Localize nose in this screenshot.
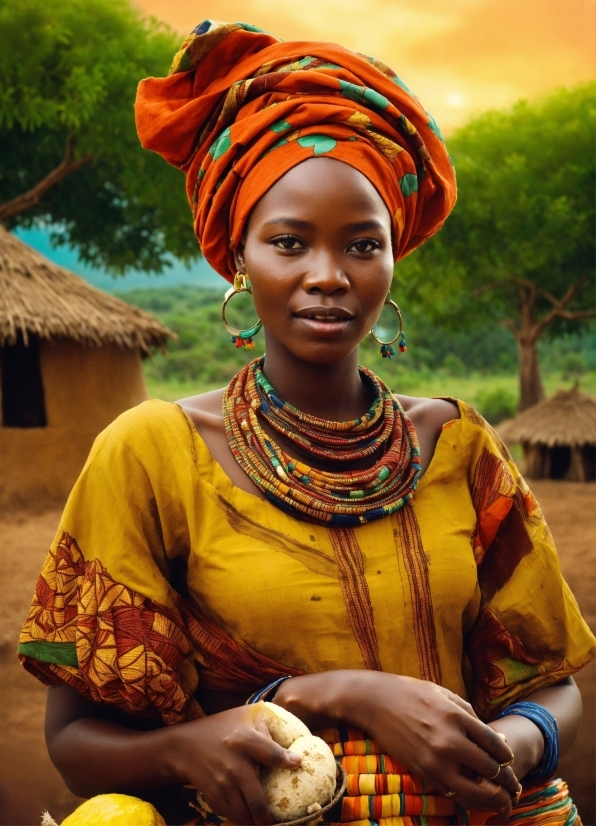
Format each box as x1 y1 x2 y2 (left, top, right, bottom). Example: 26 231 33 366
301 252 350 294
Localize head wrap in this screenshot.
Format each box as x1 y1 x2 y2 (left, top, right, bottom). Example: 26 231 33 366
135 20 456 283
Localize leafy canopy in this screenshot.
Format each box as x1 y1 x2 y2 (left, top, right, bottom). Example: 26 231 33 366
0 0 197 272
395 82 596 338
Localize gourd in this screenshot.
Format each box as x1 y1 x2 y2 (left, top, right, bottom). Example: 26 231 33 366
41 704 337 826
258 703 338 822
40 794 166 826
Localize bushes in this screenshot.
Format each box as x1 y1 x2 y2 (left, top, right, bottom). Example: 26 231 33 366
116 286 595 402
474 388 518 424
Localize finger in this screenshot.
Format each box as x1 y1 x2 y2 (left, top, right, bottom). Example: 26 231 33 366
454 741 519 794
424 767 506 813
492 766 521 796
464 716 514 764
248 730 302 768
444 773 513 813
241 772 275 825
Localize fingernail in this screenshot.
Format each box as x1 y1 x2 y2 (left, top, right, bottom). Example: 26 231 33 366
287 751 301 765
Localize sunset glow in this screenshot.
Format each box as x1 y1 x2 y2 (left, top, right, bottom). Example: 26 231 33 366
135 0 594 133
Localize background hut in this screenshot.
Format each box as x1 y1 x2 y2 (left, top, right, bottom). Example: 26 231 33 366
498 386 596 481
0 226 173 508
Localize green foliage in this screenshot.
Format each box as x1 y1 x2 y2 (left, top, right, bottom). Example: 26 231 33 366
557 353 587 379
441 354 466 377
119 286 595 399
396 83 596 337
0 0 197 272
474 388 517 425
120 286 260 385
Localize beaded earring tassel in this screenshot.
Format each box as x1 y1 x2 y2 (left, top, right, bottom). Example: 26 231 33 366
231 334 256 350
398 331 407 352
379 343 396 359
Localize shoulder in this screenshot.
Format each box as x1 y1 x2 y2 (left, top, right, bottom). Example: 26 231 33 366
396 394 460 437
101 398 184 439
393 395 460 476
176 388 227 437
90 398 193 466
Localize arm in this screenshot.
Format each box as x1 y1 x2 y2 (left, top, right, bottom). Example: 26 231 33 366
45 684 301 825
275 670 521 817
488 677 582 781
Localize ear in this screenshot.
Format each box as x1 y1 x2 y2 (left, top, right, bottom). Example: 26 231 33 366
233 240 246 273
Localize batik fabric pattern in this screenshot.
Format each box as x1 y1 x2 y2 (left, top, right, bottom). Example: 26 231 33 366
134 20 456 280
18 398 595 824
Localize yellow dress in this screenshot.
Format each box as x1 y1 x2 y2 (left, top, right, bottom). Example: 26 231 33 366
18 398 595 825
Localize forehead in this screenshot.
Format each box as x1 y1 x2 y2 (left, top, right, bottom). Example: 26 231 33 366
249 157 391 225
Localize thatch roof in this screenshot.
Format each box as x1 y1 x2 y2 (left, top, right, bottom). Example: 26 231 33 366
0 226 173 354
497 385 596 448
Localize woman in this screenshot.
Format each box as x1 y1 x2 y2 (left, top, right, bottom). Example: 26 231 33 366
18 21 594 826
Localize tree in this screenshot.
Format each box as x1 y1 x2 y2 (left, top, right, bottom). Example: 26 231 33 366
395 83 595 410
0 0 198 272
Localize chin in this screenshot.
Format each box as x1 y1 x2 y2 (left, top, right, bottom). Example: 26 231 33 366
285 343 359 366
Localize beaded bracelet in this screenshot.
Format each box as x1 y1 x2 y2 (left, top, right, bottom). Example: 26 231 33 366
495 701 559 785
246 676 293 705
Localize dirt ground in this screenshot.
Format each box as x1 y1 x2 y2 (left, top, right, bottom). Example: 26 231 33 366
0 481 594 826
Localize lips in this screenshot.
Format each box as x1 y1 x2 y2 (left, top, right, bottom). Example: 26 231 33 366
294 306 354 321
293 306 354 337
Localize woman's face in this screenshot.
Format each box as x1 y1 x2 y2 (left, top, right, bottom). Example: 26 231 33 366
235 157 394 366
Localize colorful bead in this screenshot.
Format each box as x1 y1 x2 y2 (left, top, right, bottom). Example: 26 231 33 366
223 359 421 526
231 335 255 350
379 344 396 359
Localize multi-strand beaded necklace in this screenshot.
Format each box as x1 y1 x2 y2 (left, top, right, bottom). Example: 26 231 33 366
223 359 421 527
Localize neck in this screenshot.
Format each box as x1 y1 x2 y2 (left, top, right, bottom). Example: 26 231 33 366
261 341 372 421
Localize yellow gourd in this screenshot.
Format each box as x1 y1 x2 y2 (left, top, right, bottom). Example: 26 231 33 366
41 794 166 826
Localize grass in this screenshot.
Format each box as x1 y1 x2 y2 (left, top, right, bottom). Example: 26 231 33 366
145 365 596 409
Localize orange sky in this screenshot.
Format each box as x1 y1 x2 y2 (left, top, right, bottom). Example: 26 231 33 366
135 0 594 133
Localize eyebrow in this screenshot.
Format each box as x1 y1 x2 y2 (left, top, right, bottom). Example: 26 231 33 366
262 218 387 232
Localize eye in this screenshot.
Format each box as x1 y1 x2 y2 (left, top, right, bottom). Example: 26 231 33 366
350 239 381 255
271 234 306 251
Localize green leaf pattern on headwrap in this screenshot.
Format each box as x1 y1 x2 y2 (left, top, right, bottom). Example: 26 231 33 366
297 134 337 154
209 127 232 161
399 173 419 196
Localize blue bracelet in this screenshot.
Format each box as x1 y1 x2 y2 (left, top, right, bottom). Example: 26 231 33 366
246 676 293 705
495 701 559 786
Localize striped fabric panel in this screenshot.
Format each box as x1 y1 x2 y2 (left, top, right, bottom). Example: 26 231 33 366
340 792 457 820
319 728 579 826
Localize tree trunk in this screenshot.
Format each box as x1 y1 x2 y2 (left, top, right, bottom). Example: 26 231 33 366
0 138 91 222
518 340 544 411
517 287 545 411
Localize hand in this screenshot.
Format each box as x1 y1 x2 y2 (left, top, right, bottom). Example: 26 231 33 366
488 715 544 782
169 704 302 825
483 714 545 824
347 673 521 816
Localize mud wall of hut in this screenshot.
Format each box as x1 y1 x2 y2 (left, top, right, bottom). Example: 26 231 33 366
0 339 147 509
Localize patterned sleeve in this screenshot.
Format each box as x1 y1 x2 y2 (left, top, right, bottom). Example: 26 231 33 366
461 404 595 721
17 401 203 724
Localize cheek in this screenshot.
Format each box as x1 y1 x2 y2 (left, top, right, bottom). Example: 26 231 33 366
249 278 288 325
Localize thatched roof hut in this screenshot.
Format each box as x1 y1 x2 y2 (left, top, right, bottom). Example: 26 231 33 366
0 226 174 507
498 386 596 481
0 225 171 355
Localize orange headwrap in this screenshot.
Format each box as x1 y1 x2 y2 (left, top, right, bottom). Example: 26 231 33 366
135 20 456 283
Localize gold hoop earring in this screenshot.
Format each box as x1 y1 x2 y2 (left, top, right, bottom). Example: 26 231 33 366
370 295 407 359
221 272 262 350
